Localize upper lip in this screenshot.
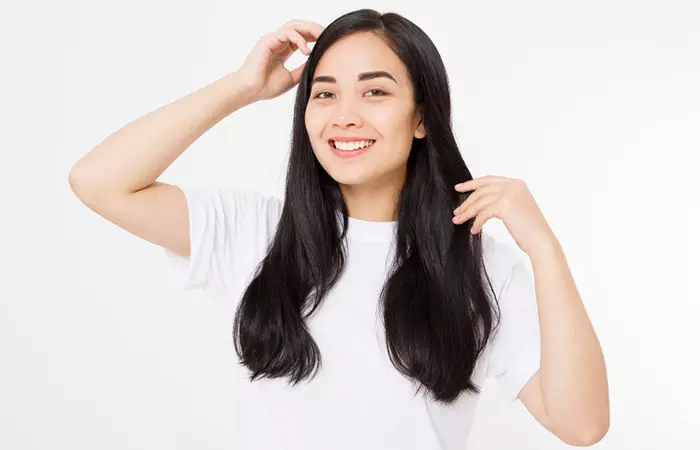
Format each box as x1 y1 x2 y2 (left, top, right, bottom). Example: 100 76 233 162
328 136 376 142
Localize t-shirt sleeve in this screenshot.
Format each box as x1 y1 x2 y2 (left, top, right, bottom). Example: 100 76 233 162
162 185 282 301
486 254 542 402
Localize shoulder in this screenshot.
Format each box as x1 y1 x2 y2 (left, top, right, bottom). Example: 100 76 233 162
216 188 283 220
188 187 283 234
164 186 284 296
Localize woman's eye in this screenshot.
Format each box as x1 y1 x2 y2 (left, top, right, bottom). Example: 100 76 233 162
312 89 388 99
365 89 388 97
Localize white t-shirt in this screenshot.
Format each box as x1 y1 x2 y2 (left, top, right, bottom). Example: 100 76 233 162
163 186 541 450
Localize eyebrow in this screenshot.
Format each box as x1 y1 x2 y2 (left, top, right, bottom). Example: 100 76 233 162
311 71 398 86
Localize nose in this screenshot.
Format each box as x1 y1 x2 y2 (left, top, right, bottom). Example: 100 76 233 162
332 103 363 129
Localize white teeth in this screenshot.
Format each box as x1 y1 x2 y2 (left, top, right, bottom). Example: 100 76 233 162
332 140 375 151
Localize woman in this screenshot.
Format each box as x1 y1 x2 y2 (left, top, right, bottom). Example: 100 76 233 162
69 8 609 449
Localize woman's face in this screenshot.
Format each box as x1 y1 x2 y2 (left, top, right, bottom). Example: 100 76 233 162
305 31 425 192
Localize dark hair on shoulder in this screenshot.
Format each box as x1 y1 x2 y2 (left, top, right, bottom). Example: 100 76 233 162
233 8 501 405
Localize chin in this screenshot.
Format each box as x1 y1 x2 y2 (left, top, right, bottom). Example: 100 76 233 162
328 171 375 187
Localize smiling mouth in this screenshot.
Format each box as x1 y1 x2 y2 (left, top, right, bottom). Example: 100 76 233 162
328 139 377 151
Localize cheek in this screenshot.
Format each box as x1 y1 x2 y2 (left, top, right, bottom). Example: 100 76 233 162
304 108 313 132
304 109 328 159
304 107 326 137
369 108 415 145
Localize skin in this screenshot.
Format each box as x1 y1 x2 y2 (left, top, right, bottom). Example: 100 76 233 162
304 31 425 222
453 176 610 445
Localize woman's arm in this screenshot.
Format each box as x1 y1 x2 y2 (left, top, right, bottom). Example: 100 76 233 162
528 238 610 445
69 71 257 197
68 71 258 257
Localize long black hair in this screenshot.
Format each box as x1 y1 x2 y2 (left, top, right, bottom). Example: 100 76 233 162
232 8 502 405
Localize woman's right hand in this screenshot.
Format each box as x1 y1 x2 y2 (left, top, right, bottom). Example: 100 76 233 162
238 20 325 102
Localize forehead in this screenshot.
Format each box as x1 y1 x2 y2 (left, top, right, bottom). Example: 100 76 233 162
313 32 408 84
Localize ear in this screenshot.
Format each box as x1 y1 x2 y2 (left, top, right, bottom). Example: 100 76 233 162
414 109 426 139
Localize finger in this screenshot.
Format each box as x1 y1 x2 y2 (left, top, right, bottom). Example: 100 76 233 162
287 20 325 40
275 30 309 56
470 204 499 234
455 175 504 192
453 193 500 224
453 184 499 215
284 28 312 55
295 30 319 51
269 35 303 63
267 33 293 55
283 21 323 51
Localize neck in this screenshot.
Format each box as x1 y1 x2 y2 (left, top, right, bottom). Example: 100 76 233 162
339 177 404 222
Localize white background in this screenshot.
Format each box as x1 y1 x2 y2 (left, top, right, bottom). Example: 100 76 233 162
2 0 699 448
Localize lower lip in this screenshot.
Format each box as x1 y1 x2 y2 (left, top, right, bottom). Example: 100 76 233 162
329 141 375 158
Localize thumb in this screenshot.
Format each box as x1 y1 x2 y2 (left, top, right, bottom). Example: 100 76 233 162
290 60 307 86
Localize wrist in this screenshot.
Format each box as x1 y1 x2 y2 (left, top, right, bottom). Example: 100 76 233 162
221 71 260 111
527 233 563 264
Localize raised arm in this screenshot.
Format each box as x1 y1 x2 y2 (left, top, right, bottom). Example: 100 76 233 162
68 71 258 257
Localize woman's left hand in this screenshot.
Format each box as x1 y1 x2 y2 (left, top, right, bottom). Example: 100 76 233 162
453 175 557 255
